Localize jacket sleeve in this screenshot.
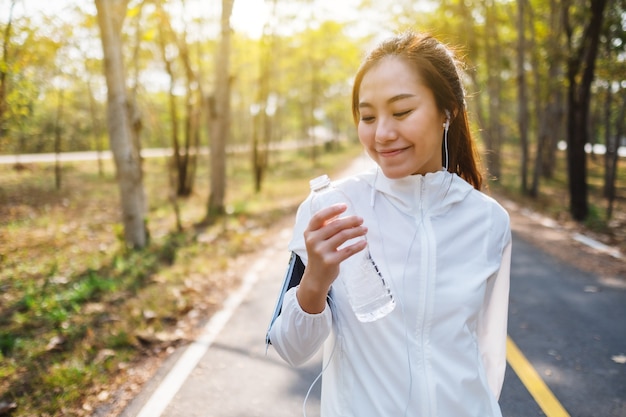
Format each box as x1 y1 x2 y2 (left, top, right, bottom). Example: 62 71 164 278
267 196 333 367
478 236 512 400
268 286 332 367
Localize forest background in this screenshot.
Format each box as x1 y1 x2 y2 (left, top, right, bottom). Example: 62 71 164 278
1 0 625 416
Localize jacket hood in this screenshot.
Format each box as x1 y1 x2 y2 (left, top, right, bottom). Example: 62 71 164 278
361 168 474 218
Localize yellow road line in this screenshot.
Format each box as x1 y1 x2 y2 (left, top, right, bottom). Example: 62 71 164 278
506 336 571 417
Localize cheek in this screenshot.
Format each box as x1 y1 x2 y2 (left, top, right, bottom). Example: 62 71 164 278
357 123 373 144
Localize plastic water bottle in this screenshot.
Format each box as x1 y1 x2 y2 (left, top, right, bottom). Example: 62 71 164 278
309 174 395 322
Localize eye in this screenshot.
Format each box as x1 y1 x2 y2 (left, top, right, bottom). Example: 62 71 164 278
393 109 412 118
360 115 375 123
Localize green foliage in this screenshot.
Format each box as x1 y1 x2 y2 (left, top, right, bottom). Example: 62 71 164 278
41 361 92 407
105 330 135 349
0 332 17 357
584 203 609 232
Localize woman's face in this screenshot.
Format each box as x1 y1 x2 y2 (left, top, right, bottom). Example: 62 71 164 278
356 56 446 179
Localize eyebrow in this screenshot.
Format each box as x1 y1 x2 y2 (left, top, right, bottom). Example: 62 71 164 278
358 93 416 109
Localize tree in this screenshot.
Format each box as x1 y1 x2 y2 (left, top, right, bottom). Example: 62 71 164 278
481 0 508 179
563 0 609 221
251 3 277 194
0 1 47 154
155 0 201 197
597 0 626 219
206 0 235 220
605 88 625 219
95 0 148 248
517 0 530 193
531 0 566 195
0 0 16 140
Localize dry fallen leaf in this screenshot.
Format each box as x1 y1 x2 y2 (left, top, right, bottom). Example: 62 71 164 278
0 401 17 414
46 335 66 351
97 390 110 401
95 349 116 364
611 354 626 364
142 309 157 321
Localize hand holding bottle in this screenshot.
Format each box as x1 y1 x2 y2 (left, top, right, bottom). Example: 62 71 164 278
297 203 368 315
300 175 395 322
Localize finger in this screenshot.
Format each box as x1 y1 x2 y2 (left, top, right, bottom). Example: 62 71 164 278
306 223 368 263
329 226 368 257
309 203 348 229
310 217 365 252
323 215 365 236
310 237 367 281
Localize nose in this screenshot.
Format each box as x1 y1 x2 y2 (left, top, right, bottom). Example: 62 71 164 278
375 116 398 143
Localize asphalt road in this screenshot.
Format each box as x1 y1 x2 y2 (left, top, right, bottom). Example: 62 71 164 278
502 235 626 417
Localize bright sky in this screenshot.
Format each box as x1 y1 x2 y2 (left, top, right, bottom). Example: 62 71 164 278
6 0 380 39
231 0 383 38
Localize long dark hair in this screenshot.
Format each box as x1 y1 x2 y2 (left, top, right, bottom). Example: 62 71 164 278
351 31 483 190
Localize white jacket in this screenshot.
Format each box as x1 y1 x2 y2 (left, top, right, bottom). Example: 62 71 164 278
269 168 512 417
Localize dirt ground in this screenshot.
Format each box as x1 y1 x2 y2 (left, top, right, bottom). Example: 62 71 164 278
500 197 625 283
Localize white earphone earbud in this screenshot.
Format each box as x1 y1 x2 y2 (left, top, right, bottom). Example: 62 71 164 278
443 109 451 170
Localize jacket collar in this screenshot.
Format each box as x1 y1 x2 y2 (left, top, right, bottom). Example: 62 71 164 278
362 168 473 218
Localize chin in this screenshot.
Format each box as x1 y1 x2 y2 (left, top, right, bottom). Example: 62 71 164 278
379 166 413 179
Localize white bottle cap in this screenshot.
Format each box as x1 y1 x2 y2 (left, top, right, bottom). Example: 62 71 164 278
309 174 331 191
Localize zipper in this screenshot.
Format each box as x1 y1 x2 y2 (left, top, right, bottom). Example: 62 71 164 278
415 177 437 416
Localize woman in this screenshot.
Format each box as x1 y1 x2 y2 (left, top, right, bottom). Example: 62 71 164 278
267 31 512 417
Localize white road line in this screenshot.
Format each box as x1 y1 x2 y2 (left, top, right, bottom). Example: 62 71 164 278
513 203 622 260
134 253 271 417
573 233 622 259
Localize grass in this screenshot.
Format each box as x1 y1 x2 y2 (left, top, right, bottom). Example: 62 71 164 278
0 140 365 416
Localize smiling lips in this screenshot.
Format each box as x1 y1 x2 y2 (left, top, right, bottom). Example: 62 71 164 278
378 146 410 157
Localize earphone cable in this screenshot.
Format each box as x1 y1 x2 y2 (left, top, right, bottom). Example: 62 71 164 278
302 294 339 417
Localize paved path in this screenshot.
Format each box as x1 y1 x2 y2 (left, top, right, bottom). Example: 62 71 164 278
142 231 323 417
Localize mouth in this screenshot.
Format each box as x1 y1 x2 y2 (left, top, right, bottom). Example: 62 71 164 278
377 147 409 158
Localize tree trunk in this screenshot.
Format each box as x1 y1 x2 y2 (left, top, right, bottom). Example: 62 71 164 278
156 12 183 194
564 0 608 221
603 82 612 198
156 1 199 197
252 13 277 194
127 1 144 186
606 89 624 219
54 89 64 190
95 0 148 248
86 78 105 177
529 1 542 197
539 1 565 180
0 0 16 139
180 39 201 197
517 0 529 193
206 0 235 220
483 1 503 178
529 0 564 194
